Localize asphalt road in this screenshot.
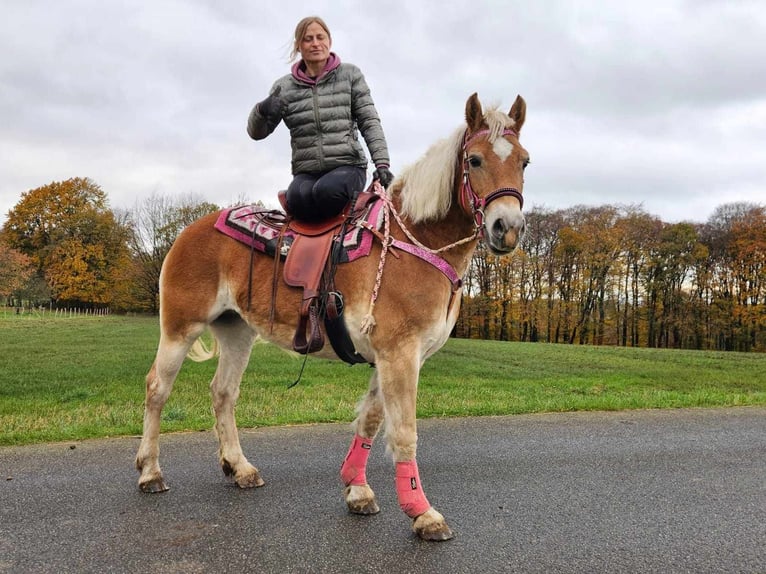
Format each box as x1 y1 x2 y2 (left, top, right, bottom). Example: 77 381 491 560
1 407 764 573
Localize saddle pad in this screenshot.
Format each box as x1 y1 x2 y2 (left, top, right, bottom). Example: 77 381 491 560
214 200 384 264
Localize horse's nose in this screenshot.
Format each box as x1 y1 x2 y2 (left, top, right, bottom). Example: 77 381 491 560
489 212 525 252
492 212 525 240
491 218 508 240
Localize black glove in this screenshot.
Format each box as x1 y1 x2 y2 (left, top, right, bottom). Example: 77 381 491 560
373 166 394 188
256 85 283 118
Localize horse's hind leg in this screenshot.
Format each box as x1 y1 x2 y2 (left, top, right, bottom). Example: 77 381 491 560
209 314 264 488
136 329 202 492
342 371 385 515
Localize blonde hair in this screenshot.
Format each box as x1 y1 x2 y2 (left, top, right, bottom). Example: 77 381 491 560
289 16 332 62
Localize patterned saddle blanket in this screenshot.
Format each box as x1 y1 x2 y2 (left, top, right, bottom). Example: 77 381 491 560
213 199 384 263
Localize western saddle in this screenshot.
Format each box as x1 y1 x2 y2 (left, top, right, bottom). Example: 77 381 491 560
276 190 374 363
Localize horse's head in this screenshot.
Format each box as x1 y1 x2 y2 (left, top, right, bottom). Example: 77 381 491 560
460 93 528 255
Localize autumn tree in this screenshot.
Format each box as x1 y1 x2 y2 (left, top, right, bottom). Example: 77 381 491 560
517 208 563 342
44 209 131 304
462 242 495 339
613 209 661 347
708 204 766 351
1 178 131 306
698 203 761 350
0 242 34 306
730 208 766 350
568 206 621 345
552 223 584 343
641 222 699 347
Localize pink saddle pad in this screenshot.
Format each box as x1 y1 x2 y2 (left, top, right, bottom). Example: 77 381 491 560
214 200 384 264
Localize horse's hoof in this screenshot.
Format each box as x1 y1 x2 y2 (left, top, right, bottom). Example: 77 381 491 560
413 508 454 541
349 498 380 515
222 459 265 489
139 476 169 493
344 485 380 515
235 469 265 489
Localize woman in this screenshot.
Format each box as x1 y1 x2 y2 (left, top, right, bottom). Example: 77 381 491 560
248 16 394 222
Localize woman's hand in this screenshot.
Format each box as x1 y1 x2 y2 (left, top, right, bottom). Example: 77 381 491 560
257 86 283 118
373 166 394 188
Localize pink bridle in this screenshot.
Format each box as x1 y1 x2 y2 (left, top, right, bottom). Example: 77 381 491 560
459 128 524 233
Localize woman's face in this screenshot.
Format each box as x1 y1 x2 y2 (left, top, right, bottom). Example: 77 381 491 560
299 22 331 66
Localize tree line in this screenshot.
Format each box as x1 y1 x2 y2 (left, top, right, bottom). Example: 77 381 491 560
0 178 220 314
2 178 764 352
456 203 766 352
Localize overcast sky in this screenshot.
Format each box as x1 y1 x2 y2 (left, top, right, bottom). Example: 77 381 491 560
2 0 764 227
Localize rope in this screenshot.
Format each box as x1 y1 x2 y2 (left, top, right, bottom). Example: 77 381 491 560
388 201 479 254
360 181 390 334
359 181 480 335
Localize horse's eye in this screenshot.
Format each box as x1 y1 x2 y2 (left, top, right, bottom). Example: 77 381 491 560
523 158 530 170
468 156 482 168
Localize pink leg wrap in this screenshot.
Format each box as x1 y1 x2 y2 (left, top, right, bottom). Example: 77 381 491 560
395 460 431 518
340 434 373 486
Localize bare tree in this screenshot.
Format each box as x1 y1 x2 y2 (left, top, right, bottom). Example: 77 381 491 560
124 192 219 313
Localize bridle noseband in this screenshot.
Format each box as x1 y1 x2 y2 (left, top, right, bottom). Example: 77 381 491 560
459 128 524 234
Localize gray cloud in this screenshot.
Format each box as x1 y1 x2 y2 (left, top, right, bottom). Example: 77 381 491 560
1 0 764 226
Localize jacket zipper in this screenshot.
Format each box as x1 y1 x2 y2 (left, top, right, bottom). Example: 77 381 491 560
312 85 325 171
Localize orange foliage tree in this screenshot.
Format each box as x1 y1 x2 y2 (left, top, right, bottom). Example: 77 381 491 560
0 242 35 304
1 178 131 306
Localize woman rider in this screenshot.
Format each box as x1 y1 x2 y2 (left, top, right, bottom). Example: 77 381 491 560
247 16 394 222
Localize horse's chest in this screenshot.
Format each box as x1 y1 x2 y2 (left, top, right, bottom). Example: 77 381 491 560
423 301 461 359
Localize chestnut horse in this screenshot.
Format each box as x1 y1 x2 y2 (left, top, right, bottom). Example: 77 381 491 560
135 93 529 541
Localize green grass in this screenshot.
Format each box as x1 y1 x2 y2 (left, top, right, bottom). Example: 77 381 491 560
1 314 764 446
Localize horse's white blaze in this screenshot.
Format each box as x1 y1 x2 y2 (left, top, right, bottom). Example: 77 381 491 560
492 137 514 162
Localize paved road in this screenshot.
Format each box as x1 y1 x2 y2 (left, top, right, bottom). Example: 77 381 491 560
1 408 764 573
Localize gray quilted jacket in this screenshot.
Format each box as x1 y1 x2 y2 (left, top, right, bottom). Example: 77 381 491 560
247 56 390 175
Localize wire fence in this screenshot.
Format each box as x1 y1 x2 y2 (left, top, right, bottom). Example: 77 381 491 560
1 306 112 318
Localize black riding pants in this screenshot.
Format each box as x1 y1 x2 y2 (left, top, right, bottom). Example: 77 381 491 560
285 166 366 222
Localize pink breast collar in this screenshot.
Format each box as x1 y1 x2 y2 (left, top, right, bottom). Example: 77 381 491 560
388 238 462 290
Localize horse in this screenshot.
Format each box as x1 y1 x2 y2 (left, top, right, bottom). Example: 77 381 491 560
135 93 529 541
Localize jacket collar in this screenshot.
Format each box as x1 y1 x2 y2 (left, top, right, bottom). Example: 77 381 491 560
292 52 341 85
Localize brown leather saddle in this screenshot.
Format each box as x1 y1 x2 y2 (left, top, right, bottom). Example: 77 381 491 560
277 190 374 357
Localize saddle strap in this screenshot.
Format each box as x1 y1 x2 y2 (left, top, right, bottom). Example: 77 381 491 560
292 301 324 354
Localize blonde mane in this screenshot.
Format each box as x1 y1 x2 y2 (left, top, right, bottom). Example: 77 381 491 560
395 106 515 223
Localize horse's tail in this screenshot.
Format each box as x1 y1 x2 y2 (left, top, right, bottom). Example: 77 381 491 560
187 335 220 362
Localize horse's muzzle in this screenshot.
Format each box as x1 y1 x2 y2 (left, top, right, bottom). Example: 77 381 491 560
485 208 526 255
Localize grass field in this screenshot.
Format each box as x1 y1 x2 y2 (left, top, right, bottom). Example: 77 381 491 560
1 314 764 446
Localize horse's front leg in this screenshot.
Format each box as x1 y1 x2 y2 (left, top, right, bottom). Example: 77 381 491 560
377 354 454 541
342 371 384 515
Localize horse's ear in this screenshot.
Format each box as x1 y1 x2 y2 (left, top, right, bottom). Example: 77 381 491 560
465 93 484 132
509 95 526 132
